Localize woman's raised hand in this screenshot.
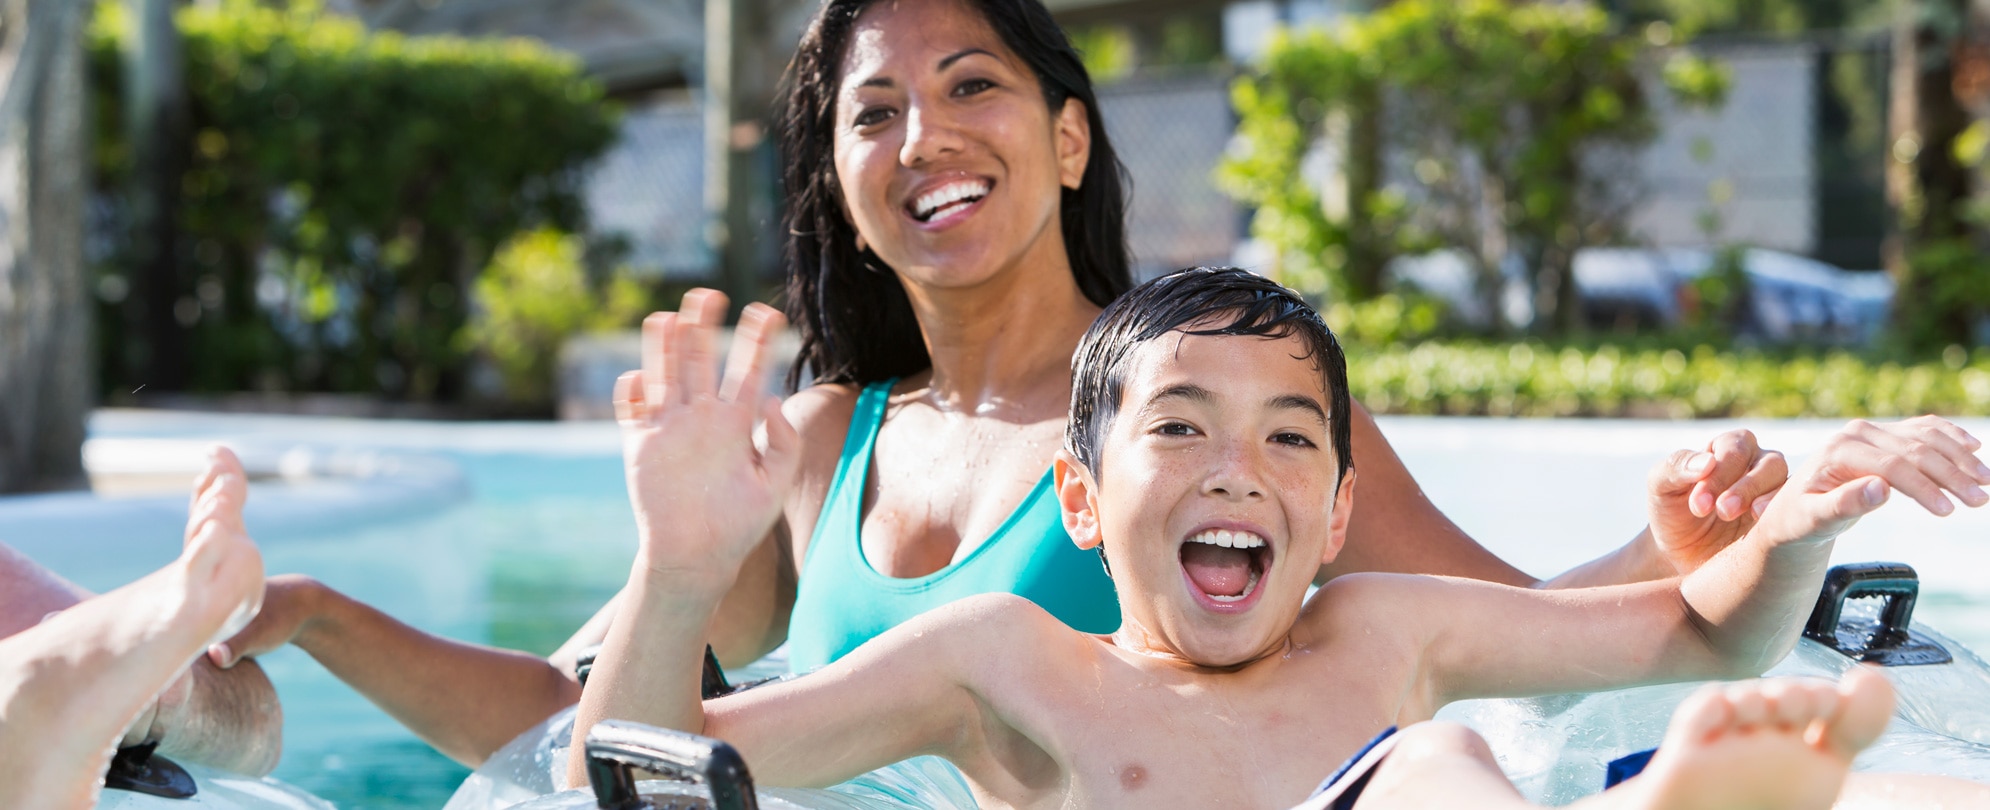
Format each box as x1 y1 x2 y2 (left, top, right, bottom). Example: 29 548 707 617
615 289 801 592
1756 416 1990 547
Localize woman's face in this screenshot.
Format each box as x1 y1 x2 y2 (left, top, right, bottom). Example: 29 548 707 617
832 0 1091 293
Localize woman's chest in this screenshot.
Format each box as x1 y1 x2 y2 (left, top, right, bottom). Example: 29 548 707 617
859 417 1066 577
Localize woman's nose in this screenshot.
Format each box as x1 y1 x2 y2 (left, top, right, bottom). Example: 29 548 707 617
899 102 966 167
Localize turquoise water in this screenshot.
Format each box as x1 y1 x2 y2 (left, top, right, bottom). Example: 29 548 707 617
255 453 638 809
13 412 1990 808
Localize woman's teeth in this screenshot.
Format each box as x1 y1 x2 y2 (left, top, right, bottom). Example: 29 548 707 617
913 181 988 221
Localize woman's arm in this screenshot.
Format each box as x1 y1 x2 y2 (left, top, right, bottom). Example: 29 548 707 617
215 575 583 767
1323 401 1786 588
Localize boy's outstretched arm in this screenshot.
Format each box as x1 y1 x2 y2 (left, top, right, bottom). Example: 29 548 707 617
1359 417 1990 713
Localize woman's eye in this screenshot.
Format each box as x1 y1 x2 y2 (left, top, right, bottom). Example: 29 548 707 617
1272 432 1316 448
853 107 894 128
954 78 994 96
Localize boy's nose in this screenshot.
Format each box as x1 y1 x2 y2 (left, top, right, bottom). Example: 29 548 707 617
1203 443 1267 501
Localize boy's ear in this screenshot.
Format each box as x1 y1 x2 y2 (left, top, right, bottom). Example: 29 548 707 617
1053 449 1102 550
1321 469 1356 566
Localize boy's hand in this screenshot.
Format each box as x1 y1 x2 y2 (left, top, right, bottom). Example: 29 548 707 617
616 290 800 594
1755 417 1990 545
1647 429 1788 574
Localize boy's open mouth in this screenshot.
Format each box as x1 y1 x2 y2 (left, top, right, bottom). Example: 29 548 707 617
1180 528 1272 606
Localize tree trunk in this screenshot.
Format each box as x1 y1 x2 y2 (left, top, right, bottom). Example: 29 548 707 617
1341 80 1387 301
0 0 94 493
1886 0 1977 349
125 0 190 392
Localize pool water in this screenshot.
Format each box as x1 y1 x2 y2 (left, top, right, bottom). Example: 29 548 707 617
11 411 1990 809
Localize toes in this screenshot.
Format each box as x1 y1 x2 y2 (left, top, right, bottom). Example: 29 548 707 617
1761 679 1828 731
1826 667 1896 755
1668 683 1735 744
1724 682 1771 729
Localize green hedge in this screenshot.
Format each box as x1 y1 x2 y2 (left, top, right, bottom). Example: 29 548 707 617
1349 340 1990 418
89 1 620 402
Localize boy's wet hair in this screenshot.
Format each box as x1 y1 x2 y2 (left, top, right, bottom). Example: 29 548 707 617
1066 267 1353 489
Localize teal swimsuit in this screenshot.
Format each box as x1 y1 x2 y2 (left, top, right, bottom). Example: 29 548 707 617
786 381 1121 672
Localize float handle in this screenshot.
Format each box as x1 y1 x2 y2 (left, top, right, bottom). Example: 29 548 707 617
584 719 758 810
1803 562 1921 647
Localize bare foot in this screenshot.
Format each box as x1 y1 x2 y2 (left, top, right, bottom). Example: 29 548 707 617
0 447 265 810
1594 668 1894 810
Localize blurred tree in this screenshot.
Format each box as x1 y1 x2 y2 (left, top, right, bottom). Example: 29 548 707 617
0 0 93 493
1887 0 1985 351
88 1 619 405
1222 1 1707 336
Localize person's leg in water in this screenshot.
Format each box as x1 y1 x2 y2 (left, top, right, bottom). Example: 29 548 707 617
1348 667 1916 810
0 447 265 810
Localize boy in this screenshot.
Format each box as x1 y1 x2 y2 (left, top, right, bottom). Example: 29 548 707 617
574 268 1990 808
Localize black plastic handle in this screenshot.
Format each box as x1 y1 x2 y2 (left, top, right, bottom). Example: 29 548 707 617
585 720 759 810
576 644 734 699
1802 562 1951 666
103 742 198 799
1803 562 1920 645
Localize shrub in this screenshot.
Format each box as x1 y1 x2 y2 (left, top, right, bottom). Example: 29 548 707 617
1346 339 1990 418
461 228 648 408
88 0 619 403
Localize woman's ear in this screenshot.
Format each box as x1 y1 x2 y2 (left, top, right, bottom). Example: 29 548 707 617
1053 449 1102 550
1054 97 1092 190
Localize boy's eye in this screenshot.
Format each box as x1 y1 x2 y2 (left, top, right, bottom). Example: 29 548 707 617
1155 422 1197 437
954 78 995 96
1271 431 1316 448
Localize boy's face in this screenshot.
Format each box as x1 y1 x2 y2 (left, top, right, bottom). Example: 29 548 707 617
1056 329 1355 667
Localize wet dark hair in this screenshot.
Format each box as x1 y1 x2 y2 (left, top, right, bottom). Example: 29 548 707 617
1066 267 1353 489
780 0 1133 389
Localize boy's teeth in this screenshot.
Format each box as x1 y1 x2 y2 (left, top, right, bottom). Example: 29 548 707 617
1188 529 1265 549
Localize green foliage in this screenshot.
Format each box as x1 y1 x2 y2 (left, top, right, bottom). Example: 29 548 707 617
1219 0 1678 335
1324 293 1446 345
88 0 619 402
1659 51 1731 109
1349 340 1990 418
1067 24 1136 82
1896 237 1990 354
461 229 649 407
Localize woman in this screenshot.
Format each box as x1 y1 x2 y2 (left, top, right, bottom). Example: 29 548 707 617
216 0 1787 766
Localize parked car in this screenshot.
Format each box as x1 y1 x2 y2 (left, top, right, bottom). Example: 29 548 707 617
1387 246 1893 344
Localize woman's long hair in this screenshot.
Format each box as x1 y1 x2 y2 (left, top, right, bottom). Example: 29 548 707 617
780 0 1133 389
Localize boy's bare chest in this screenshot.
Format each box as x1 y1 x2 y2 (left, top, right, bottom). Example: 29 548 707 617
994 653 1416 810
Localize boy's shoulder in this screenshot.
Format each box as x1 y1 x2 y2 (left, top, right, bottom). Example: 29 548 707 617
1302 572 1460 636
877 592 1083 674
